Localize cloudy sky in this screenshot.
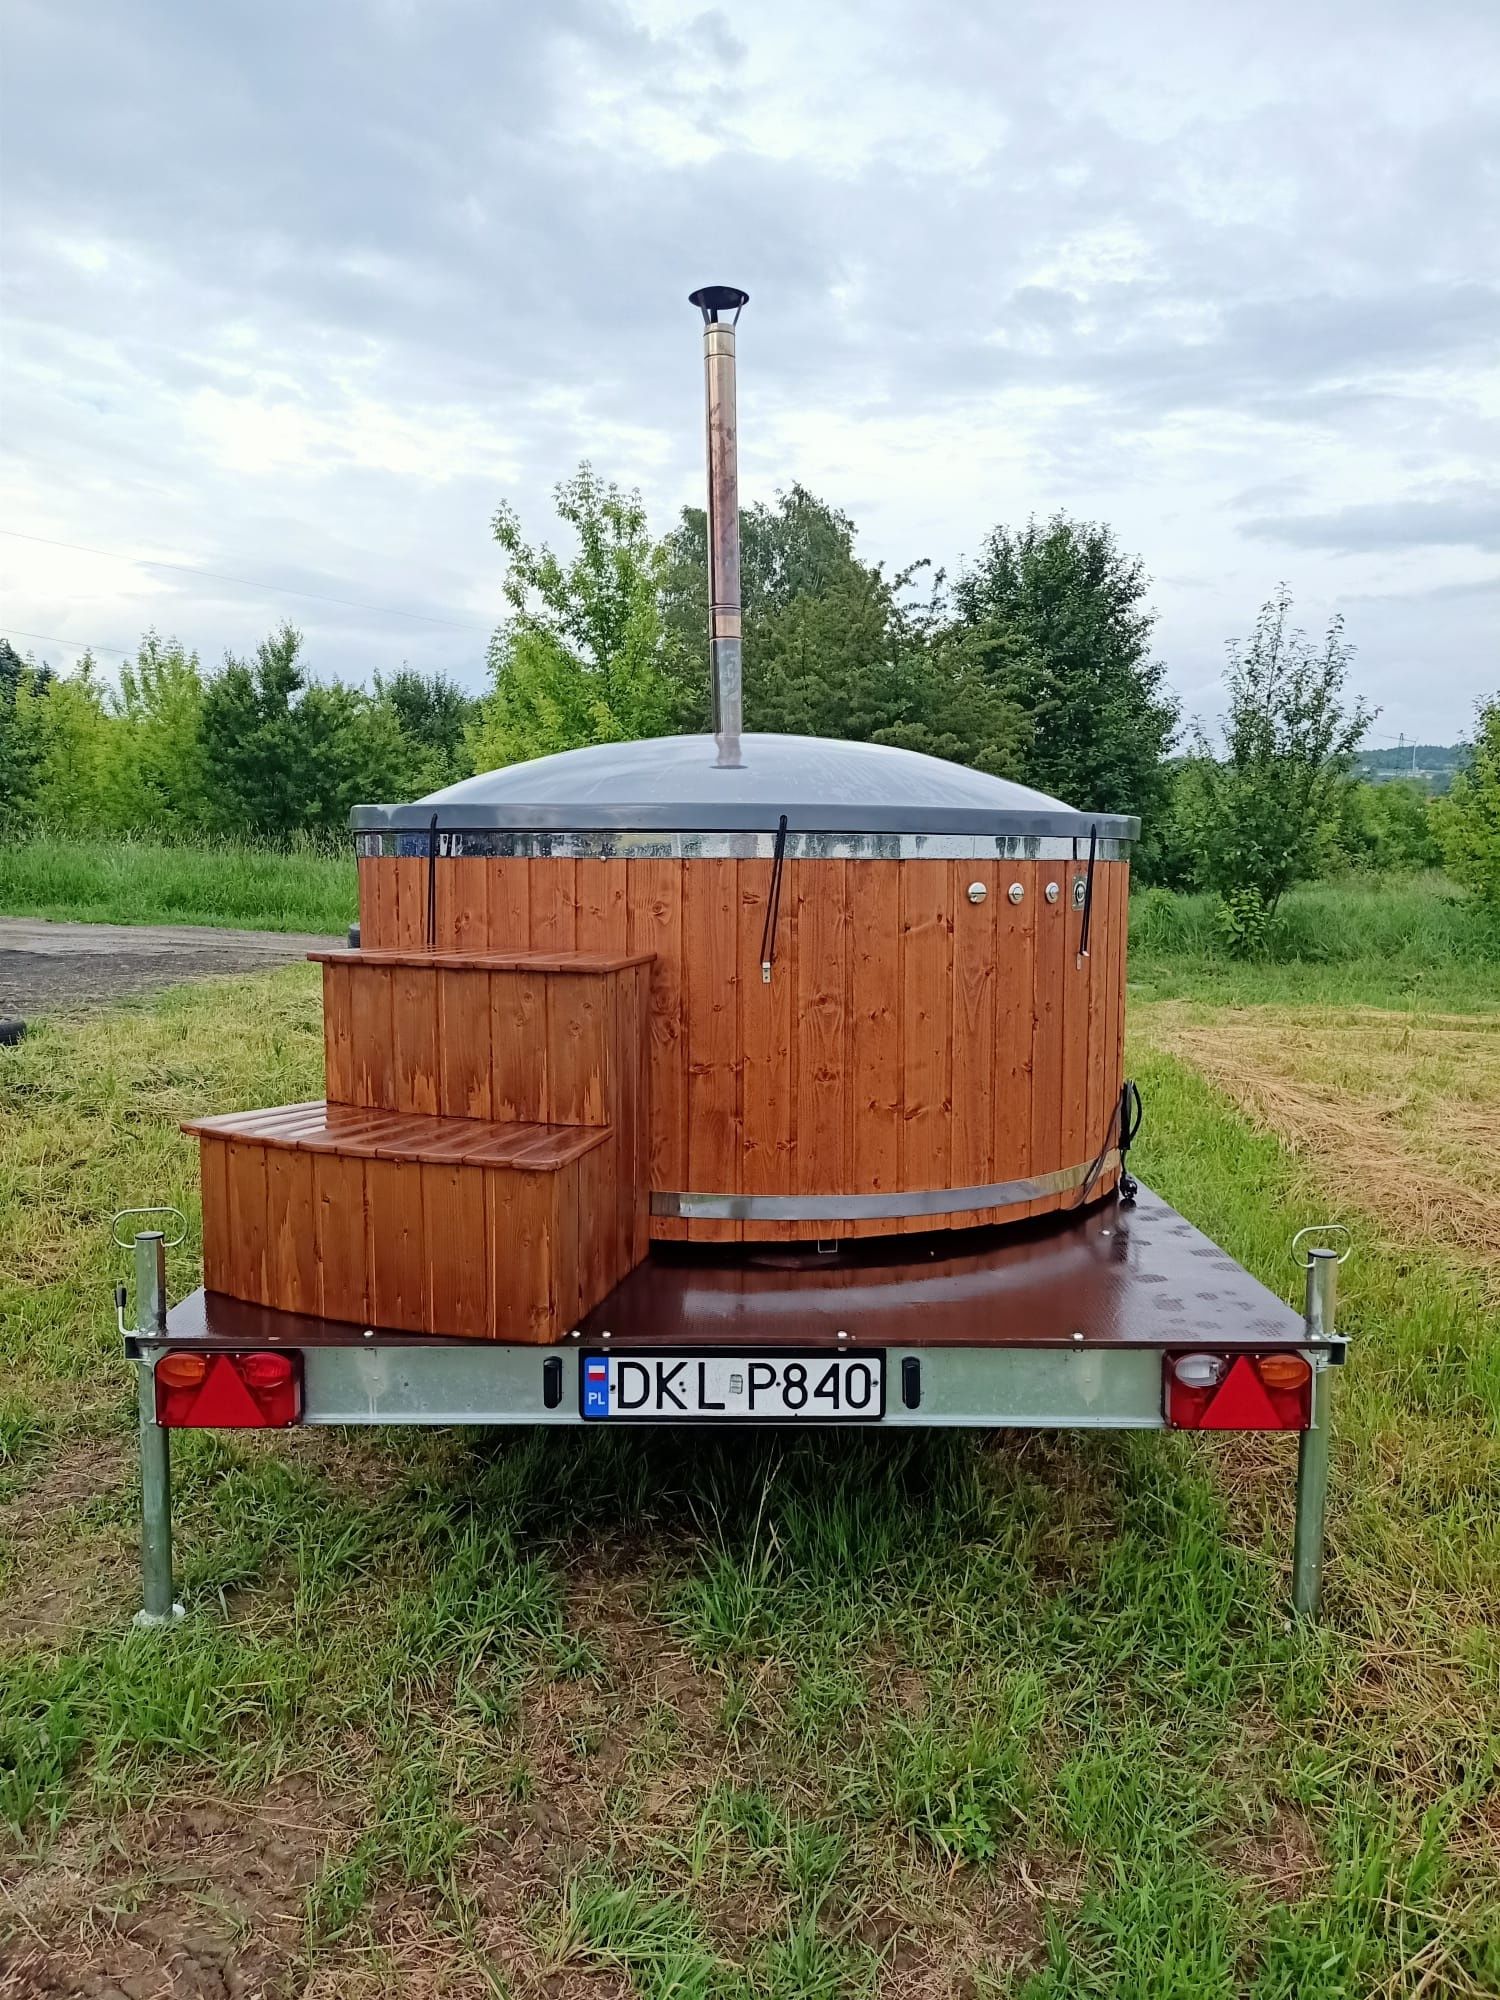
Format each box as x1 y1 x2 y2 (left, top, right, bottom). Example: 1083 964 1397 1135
4 0 1497 747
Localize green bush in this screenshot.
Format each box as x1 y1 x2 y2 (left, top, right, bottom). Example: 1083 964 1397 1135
1212 887 1276 958
1336 777 1444 874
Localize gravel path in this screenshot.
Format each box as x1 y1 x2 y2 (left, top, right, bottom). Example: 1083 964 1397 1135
0 918 342 1018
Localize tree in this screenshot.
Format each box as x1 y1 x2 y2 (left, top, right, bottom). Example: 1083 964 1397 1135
24 652 120 830
111 631 210 832
1436 695 1500 912
3 629 475 841
1185 588 1374 944
468 464 697 771
9 636 213 835
948 515 1179 817
662 485 1028 775
0 638 51 831
372 669 480 792
1134 754 1214 890
201 624 418 838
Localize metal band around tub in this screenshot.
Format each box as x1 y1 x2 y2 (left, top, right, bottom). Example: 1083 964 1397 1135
357 829 1130 863
652 1153 1122 1222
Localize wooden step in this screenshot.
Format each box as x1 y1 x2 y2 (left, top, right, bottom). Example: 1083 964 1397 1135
185 1101 608 1168
312 948 652 1138
183 1103 631 1343
309 949 651 1299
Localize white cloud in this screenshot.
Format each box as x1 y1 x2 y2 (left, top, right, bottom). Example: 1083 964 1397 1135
1 0 1497 744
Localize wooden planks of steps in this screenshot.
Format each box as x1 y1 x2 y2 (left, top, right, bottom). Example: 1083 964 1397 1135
181 950 652 1342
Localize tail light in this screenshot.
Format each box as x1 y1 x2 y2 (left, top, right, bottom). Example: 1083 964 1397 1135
157 1351 209 1390
1165 1352 1312 1431
1256 1353 1311 1392
1171 1353 1228 1389
155 1349 302 1428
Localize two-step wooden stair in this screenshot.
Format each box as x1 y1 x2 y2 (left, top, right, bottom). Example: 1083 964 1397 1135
182 949 652 1342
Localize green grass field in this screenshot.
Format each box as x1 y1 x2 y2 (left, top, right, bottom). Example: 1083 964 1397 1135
0 833 357 934
0 959 1495 1996
1131 874 1499 1011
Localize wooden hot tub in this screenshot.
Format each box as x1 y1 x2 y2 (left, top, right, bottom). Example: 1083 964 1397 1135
185 733 1135 1340
351 733 1137 1246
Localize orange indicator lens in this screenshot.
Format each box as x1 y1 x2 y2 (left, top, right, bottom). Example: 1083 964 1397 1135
1256 1353 1311 1391
156 1351 209 1389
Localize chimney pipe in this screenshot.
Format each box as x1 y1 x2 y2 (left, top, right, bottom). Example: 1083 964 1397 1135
689 285 748 769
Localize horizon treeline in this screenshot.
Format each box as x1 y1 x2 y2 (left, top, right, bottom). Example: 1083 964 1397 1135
0 628 477 843
0 468 1461 896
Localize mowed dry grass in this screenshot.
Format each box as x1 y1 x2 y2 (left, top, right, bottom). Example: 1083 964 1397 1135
1137 1000 1500 1284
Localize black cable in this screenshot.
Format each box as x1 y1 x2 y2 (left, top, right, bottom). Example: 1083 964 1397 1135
1074 1077 1143 1209
760 815 789 982
1117 1079 1142 1200
1119 1078 1143 1153
6 628 134 659
1077 823 1098 962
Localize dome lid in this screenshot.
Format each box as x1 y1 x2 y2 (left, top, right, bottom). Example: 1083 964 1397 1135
350 732 1138 840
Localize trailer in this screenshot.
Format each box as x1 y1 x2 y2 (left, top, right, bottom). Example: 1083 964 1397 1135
120 283 1349 1629
121 1198 1346 1628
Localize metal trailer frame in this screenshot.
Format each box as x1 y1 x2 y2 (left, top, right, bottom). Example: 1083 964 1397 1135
122 1229 1341 1630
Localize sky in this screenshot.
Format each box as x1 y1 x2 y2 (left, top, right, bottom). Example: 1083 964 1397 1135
3 0 1497 749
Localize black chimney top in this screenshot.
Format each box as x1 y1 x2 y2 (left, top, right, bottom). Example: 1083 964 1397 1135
689 285 749 324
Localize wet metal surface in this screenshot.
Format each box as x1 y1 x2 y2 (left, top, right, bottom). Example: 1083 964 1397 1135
578 1186 1305 1350
164 1185 1306 1354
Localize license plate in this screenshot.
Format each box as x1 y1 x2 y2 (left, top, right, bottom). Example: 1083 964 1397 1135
579 1350 884 1422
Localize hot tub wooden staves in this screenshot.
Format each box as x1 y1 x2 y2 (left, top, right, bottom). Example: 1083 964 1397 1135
353 851 1129 1244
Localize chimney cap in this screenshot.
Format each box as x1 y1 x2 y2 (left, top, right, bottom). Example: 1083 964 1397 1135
689 285 749 324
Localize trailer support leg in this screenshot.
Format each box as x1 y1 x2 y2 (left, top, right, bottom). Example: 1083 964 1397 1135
1292 1248 1338 1619
131 1232 183 1629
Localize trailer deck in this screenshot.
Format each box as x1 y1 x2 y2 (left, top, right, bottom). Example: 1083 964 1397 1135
123 1185 1344 1623
576 1186 1313 1351
148 1185 1323 1424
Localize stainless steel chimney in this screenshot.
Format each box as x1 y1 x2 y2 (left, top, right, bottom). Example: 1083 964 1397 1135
689 285 748 769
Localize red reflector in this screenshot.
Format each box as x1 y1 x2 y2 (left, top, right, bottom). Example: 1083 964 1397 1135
155 1351 301 1428
1196 1356 1283 1429
188 1357 269 1426
1165 1353 1310 1431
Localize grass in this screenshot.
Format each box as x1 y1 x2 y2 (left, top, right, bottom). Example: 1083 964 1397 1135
0 964 1497 1994
0 831 356 934
1139 1002 1500 1285
1131 873 1499 1011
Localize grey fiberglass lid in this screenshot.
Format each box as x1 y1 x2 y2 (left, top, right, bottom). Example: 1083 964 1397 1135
350 732 1139 839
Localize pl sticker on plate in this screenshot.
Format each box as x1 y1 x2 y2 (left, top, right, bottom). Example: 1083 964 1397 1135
582 1354 611 1418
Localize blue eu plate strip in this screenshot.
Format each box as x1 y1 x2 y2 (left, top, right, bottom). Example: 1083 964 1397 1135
582 1357 610 1419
